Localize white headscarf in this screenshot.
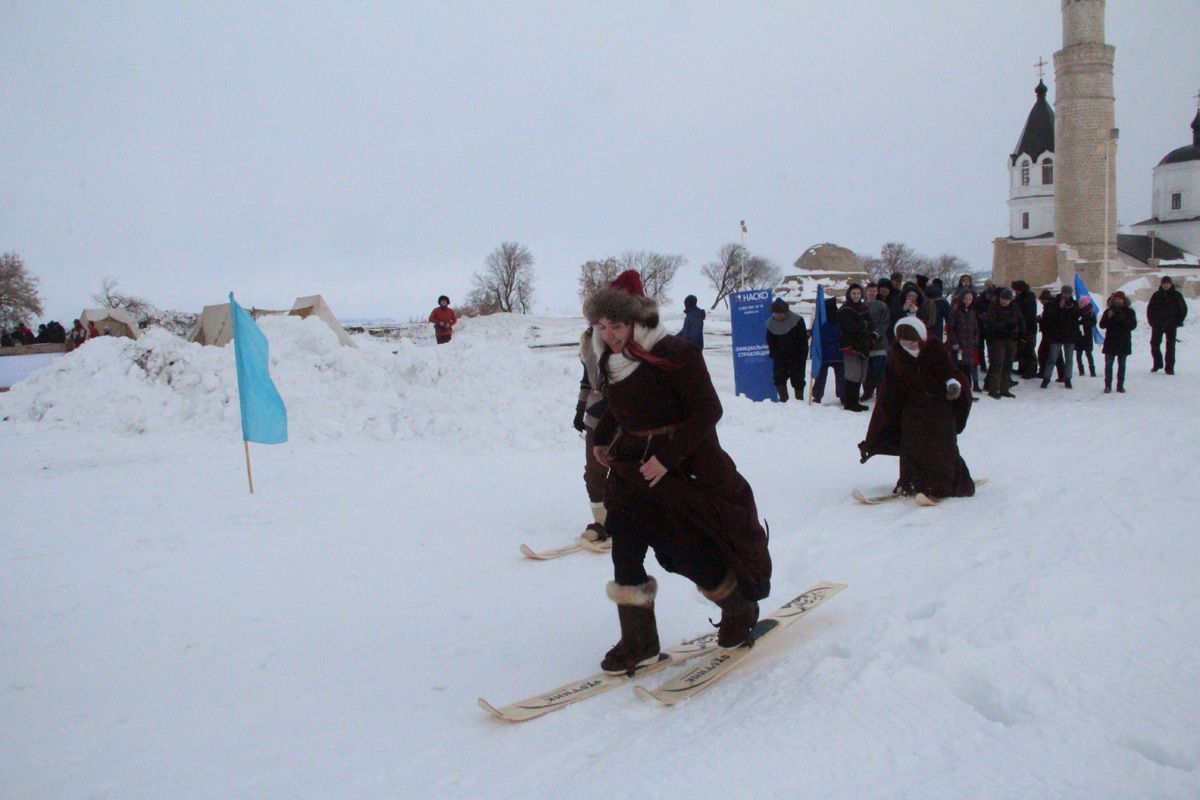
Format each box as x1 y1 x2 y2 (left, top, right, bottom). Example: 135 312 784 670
894 317 927 358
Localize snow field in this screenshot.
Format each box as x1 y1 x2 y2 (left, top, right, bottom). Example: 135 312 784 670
2 308 1198 799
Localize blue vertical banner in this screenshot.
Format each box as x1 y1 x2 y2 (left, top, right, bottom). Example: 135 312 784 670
729 289 776 402
229 292 288 445
810 284 826 379
1073 272 1105 344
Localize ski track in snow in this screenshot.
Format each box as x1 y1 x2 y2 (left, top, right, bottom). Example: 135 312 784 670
2 308 1199 799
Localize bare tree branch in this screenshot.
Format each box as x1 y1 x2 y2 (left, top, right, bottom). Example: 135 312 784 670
701 244 780 309
0 252 44 330
471 242 535 315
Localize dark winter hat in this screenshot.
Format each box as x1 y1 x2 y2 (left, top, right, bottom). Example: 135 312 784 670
1161 276 1174 286
683 294 698 309
998 288 1015 301
609 269 646 297
1111 290 1128 304
771 298 789 312
438 295 450 305
585 287 660 327
876 277 894 290
846 282 864 296
1060 285 1074 296
1011 280 1030 292
915 274 929 288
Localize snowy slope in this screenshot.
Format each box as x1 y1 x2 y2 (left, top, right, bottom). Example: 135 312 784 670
2 310 1198 799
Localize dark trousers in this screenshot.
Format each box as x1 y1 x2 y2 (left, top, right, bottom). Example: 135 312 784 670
1016 334 1038 377
811 362 844 403
435 334 451 344
771 360 806 402
1150 327 1177 371
583 428 607 504
985 339 1017 394
1104 354 1127 389
608 509 726 592
1076 347 1095 375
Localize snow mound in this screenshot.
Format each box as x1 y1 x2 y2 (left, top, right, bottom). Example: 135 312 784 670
0 315 578 448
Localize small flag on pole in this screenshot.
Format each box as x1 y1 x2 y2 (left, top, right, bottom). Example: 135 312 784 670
229 292 287 445
1073 273 1105 345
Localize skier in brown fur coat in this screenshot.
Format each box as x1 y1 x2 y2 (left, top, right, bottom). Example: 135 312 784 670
585 271 772 675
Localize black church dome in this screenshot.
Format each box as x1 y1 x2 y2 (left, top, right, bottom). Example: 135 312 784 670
1158 111 1200 166
1011 80 1055 165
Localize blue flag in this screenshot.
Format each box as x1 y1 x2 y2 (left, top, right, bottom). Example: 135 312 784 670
229 293 288 444
1073 273 1105 345
810 284 826 379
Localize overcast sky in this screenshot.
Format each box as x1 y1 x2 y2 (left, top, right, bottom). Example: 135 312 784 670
3 1 1198 324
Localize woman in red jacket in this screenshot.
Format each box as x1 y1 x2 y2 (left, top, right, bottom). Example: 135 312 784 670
428 295 456 344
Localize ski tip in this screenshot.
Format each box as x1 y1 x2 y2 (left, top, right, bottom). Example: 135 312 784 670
974 477 989 487
477 697 505 718
633 685 661 704
518 544 537 559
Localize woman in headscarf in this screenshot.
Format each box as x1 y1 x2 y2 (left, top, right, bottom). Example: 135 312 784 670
585 271 772 675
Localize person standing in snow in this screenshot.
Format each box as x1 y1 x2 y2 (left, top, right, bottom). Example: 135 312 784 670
428 295 457 344
858 317 975 499
1075 295 1098 378
1039 286 1080 389
946 289 981 395
572 323 609 544
1147 276 1188 375
68 319 87 350
677 295 705 350
837 284 873 412
862 283 891 402
1011 280 1040 379
982 288 1023 399
765 298 808 402
1099 291 1137 394
585 271 771 675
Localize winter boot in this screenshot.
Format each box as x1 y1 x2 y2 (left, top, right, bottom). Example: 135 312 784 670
776 383 789 403
842 381 868 412
1117 382 1126 393
700 573 760 649
582 502 608 542
600 579 661 675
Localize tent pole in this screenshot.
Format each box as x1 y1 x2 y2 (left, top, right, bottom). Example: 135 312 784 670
244 440 255 494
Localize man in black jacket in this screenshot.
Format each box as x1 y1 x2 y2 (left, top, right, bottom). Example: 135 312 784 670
983 289 1024 398
765 298 809 402
1147 276 1189 375
1040 286 1081 389
1011 280 1039 378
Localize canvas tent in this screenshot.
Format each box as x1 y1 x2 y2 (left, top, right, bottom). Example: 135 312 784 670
80 308 141 340
187 295 356 348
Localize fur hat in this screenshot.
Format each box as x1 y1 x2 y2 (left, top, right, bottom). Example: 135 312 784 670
585 287 660 327
609 269 646 297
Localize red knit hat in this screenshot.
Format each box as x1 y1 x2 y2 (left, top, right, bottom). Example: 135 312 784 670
609 270 646 297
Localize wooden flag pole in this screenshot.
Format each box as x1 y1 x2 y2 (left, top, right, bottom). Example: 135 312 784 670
243 440 255 494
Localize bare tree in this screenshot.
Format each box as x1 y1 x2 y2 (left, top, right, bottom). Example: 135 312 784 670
470 242 535 315
701 243 781 309
875 242 929 283
926 253 972 284
94 276 154 322
0 252 43 330
577 251 685 302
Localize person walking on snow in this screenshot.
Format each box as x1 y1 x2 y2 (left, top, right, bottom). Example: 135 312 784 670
858 317 975 499
765 298 808 402
428 295 457 344
1147 276 1188 374
573 322 611 544
585 274 771 675
1099 291 1138 393
677 295 706 350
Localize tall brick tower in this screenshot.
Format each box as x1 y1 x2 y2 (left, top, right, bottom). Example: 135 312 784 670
1053 0 1117 287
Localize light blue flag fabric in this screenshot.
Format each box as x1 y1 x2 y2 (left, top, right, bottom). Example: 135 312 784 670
1073 273 1105 345
810 284 825 379
229 292 288 444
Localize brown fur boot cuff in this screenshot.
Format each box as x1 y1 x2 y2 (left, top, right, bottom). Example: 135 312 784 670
698 572 738 603
606 577 657 608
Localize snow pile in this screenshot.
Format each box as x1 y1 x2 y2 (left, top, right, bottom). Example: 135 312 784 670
0 313 579 448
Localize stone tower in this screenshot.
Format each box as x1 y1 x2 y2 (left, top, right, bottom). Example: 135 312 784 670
1053 0 1117 286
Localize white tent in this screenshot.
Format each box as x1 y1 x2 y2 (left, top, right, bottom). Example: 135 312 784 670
80 308 141 340
187 295 356 348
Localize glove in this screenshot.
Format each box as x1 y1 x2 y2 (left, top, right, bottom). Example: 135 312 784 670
858 441 873 464
945 379 962 401
572 403 586 432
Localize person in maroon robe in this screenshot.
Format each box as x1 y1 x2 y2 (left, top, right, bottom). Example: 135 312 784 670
585 271 771 675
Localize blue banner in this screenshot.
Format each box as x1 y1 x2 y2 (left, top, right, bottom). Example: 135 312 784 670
810 284 826 379
1073 272 1105 345
730 289 776 402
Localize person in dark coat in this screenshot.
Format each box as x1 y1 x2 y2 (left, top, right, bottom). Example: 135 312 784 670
677 294 706 349
946 289 980 393
926 279 950 341
983 288 1023 398
812 296 845 404
585 282 771 674
1040 287 1080 389
1074 295 1098 378
858 316 975 499
1099 290 1138 393
862 283 891 401
765 298 808 402
1012 280 1040 378
1147 276 1188 374
837 284 873 412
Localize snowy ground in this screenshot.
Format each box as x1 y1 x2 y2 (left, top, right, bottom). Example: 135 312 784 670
2 308 1198 799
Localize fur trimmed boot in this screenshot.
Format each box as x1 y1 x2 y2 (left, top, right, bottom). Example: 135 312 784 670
582 502 608 542
600 578 661 675
700 573 760 648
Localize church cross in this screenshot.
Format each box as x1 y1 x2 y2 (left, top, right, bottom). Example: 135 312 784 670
1195 88 1200 109
1034 57 1047 79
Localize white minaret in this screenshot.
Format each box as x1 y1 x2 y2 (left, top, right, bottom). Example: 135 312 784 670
1009 66 1056 239
1053 0 1117 287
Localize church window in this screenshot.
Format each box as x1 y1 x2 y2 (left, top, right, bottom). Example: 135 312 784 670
1020 161 1030 186
1172 192 1182 211
1022 212 1030 230
1042 159 1053 185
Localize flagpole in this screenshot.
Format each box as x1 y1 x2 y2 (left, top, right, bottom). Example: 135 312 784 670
244 440 255 494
